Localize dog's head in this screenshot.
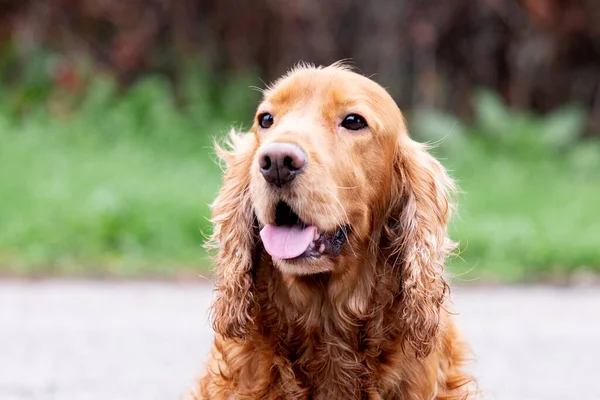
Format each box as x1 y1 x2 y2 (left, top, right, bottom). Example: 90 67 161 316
249 63 402 275
209 63 455 357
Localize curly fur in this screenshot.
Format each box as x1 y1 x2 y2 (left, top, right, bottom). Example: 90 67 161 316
187 63 477 399
206 132 259 339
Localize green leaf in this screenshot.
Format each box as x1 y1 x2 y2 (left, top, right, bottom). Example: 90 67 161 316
472 89 511 136
541 106 586 150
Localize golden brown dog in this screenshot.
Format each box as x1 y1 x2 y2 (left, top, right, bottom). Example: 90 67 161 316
188 62 476 399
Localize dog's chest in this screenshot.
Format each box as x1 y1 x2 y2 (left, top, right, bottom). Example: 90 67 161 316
273 327 379 399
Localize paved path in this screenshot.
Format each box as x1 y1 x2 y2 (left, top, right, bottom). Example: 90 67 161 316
1 281 599 400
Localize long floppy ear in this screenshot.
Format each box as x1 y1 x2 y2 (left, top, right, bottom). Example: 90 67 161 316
384 137 456 358
206 130 259 339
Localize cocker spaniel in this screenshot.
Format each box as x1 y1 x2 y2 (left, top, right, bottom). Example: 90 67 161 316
188 63 476 399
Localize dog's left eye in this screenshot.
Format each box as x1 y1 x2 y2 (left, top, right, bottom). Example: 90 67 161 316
341 114 367 131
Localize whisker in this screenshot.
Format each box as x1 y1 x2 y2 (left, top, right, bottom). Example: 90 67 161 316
326 188 352 226
333 185 358 190
258 78 270 92
249 85 265 94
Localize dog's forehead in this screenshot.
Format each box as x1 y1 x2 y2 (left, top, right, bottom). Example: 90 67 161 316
263 67 393 111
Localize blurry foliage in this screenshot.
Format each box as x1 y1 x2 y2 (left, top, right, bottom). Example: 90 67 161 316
0 67 260 277
1 0 600 132
412 92 600 282
472 90 587 155
0 0 598 280
0 68 598 280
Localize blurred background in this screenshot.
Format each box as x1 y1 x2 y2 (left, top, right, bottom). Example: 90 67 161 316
1 0 599 282
1 1 600 399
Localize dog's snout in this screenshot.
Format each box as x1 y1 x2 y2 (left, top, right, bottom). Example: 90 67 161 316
259 142 307 187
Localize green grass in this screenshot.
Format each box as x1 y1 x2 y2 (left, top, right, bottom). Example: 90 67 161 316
448 142 600 282
0 73 259 276
413 91 600 282
0 76 599 281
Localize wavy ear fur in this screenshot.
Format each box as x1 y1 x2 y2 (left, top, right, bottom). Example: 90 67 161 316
207 131 258 339
384 138 456 358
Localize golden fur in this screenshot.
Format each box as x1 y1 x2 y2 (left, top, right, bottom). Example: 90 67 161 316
188 63 476 399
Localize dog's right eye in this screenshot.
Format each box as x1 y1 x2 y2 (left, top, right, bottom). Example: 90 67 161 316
258 113 274 129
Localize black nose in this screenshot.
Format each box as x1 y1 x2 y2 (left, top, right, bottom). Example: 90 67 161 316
258 142 307 187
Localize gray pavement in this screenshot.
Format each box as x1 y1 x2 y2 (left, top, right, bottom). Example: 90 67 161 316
1 281 599 400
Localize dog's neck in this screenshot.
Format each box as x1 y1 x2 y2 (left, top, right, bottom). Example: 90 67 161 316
254 251 393 334
252 252 405 397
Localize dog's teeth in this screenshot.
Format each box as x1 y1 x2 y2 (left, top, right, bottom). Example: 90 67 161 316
318 244 325 253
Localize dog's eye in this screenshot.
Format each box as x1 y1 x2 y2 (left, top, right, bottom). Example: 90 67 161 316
341 114 367 131
258 113 274 129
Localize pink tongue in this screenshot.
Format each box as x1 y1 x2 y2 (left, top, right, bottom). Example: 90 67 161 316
260 224 317 259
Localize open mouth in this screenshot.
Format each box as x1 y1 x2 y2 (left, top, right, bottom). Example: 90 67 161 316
259 202 348 260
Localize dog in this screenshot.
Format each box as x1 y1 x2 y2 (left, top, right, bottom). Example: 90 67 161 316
188 62 475 399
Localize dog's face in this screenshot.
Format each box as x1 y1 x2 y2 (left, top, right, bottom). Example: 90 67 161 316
212 64 454 355
249 65 405 275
